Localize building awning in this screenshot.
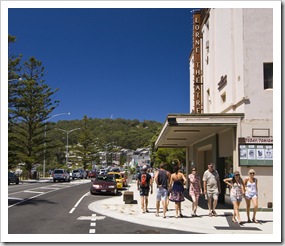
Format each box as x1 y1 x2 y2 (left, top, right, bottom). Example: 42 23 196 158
155 113 244 148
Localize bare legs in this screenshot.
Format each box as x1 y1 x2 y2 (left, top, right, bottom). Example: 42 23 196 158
141 196 149 212
232 201 241 223
246 197 258 222
191 195 199 215
207 196 218 216
174 202 182 217
156 200 167 218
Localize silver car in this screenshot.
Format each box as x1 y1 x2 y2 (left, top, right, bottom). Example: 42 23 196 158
72 169 87 180
53 169 70 182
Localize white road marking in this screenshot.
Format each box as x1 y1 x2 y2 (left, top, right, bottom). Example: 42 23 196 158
90 222 96 227
38 187 60 190
69 191 90 214
8 197 24 201
24 190 44 194
89 229 96 233
9 181 89 209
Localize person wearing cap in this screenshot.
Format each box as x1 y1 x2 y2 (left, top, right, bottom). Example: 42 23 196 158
223 171 245 224
137 165 153 213
202 162 221 217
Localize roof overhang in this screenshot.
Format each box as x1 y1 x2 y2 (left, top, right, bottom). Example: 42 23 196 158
155 113 245 148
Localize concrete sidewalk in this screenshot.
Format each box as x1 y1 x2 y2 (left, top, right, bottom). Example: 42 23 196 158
88 180 273 235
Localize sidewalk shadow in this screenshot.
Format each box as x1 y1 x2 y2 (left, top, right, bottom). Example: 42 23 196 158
183 190 232 210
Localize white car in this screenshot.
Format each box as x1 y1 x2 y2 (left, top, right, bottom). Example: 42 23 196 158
53 169 70 182
72 169 87 180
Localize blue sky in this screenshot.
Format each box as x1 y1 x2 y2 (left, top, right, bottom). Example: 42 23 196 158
8 7 194 123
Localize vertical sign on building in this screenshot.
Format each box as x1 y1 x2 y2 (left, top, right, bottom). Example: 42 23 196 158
193 11 202 113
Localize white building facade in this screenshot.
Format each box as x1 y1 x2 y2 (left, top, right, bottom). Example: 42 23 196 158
156 8 275 209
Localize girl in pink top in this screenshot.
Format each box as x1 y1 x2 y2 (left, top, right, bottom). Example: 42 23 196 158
188 167 203 217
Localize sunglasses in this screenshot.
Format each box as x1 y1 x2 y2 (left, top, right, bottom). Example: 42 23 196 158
192 169 196 171
250 172 255 175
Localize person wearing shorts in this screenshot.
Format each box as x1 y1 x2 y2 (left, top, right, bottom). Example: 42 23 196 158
154 163 171 218
223 171 245 224
203 163 221 217
244 169 259 223
137 165 153 213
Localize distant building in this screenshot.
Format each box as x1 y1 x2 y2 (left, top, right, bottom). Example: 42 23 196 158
155 8 276 208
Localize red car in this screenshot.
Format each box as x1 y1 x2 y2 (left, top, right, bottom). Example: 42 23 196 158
88 169 97 179
90 174 118 195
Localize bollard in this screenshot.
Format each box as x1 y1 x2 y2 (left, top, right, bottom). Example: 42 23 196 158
123 191 134 204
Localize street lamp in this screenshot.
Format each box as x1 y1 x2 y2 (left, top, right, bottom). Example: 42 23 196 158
8 78 22 82
43 112 70 177
55 127 81 166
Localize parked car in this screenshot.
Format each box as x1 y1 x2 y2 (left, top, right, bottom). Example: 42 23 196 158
120 171 128 187
72 169 87 180
88 169 97 179
8 171 19 185
52 169 70 182
107 172 123 189
90 174 118 195
99 169 107 175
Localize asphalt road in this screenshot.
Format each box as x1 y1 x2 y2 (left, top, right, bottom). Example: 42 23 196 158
8 180 195 235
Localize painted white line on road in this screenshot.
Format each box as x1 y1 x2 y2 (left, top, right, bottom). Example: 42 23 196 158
8 197 24 201
69 191 90 214
38 187 60 190
24 190 44 194
89 229 96 233
90 222 96 227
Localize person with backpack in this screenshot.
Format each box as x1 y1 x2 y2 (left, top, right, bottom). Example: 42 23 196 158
137 165 153 213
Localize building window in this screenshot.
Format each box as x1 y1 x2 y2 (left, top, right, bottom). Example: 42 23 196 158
264 63 273 89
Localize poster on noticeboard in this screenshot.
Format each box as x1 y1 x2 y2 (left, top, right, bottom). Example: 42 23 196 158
238 137 273 166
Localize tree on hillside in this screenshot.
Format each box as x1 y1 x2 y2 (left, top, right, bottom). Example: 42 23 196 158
8 54 59 177
71 115 95 170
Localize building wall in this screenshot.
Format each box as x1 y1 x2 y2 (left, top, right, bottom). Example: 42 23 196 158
189 8 273 208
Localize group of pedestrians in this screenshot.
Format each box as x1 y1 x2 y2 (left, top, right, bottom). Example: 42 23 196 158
136 161 259 224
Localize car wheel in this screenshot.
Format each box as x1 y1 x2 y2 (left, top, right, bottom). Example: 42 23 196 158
53 179 56 182
8 179 11 185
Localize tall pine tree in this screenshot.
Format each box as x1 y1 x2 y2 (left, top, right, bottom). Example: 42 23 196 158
9 53 59 177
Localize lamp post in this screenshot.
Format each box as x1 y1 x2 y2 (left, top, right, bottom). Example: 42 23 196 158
43 112 70 177
55 127 81 166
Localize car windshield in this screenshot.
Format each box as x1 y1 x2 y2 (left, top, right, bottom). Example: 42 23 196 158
97 175 115 182
73 170 79 173
114 174 121 179
54 170 63 174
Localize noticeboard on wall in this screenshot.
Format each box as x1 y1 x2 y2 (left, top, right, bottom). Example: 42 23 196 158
239 144 273 166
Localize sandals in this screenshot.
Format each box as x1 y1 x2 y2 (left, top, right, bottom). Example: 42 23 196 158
232 217 237 223
155 213 159 217
252 218 259 224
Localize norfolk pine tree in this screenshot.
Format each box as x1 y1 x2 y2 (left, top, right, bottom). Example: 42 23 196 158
9 55 59 178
